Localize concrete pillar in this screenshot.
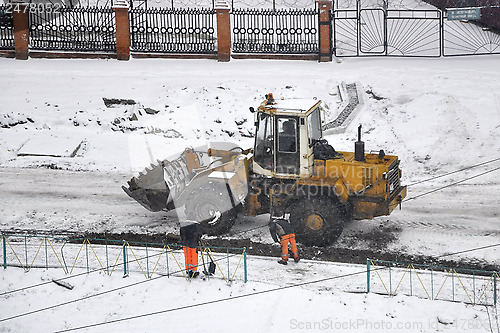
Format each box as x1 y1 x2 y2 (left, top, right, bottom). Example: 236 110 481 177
113 0 130 61
317 0 332 62
215 0 231 62
12 0 29 60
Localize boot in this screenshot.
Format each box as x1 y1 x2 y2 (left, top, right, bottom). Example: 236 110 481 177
278 260 288 265
193 271 200 278
294 257 300 263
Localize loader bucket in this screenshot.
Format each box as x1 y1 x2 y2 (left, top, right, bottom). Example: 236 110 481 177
122 147 205 212
122 185 171 212
122 162 172 212
123 142 242 213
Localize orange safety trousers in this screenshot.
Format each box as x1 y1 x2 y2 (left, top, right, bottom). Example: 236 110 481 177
183 246 198 272
280 234 298 262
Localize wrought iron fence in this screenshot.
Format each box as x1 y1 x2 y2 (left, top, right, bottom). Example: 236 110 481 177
443 9 500 56
130 8 216 53
333 10 357 56
232 8 319 54
129 0 317 9
334 9 442 57
1 234 247 283
333 7 499 57
4 1 500 58
29 7 116 52
231 0 316 10
0 5 14 50
386 10 441 56
368 259 498 306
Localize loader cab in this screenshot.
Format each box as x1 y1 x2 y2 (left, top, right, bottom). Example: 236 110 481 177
253 94 323 178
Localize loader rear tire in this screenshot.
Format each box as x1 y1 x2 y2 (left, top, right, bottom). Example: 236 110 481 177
184 182 238 236
289 197 345 247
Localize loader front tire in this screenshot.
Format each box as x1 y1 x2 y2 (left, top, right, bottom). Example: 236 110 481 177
289 197 346 247
184 182 238 236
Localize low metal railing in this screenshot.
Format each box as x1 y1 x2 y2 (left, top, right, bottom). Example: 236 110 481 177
1 233 247 283
367 259 498 306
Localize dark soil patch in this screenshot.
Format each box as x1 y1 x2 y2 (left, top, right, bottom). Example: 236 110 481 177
339 222 402 251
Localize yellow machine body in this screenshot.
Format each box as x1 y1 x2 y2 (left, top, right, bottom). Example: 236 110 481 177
124 93 406 245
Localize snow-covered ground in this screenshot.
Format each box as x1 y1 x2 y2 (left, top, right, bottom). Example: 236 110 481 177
1 57 499 261
1 56 500 331
1 257 497 332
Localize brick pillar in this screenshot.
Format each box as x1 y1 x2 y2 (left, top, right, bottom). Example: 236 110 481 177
215 0 231 62
317 0 332 62
12 1 29 60
113 0 130 61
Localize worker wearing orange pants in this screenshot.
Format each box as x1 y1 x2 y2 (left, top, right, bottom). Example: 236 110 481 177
280 233 299 263
183 246 199 274
180 221 202 278
269 218 300 265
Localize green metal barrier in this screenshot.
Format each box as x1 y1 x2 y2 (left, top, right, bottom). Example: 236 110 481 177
0 233 247 284
367 258 498 306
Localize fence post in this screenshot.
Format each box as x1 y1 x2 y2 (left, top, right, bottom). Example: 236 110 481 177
146 244 149 279
366 259 370 293
2 236 6 269
317 0 332 62
215 0 231 62
85 239 89 273
113 0 130 61
494 273 497 306
12 0 29 60
45 238 49 270
244 248 247 283
123 241 128 276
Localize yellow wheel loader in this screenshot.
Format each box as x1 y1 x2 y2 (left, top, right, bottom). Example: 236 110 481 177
123 94 407 246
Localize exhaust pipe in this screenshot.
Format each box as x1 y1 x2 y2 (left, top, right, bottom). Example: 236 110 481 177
355 125 365 162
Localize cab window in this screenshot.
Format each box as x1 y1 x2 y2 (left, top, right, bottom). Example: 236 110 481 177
277 117 297 153
307 107 322 146
254 112 274 170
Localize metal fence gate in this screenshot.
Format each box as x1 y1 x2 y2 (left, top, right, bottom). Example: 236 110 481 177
29 7 116 52
129 8 216 53
231 8 319 54
387 10 441 56
332 7 499 57
334 8 442 57
443 10 500 56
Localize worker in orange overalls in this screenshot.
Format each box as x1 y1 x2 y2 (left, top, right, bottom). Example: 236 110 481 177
180 221 203 278
269 218 300 265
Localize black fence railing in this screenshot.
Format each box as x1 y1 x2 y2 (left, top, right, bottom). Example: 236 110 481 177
231 8 319 54
3 3 500 58
0 6 14 50
130 8 216 53
29 7 116 52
